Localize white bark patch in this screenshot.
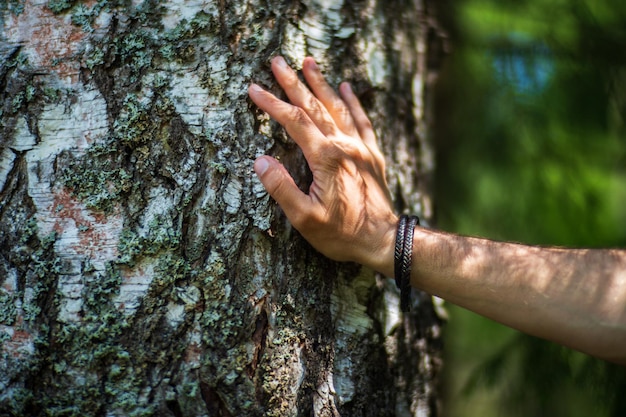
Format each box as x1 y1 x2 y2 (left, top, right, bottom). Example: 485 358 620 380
1 268 18 293
313 371 338 415
357 15 388 87
330 276 375 405
30 87 108 162
166 302 186 328
56 273 84 323
301 0 348 57
136 186 178 238
380 279 402 337
0 149 16 194
160 0 213 30
223 177 242 214
281 22 307 66
114 262 156 317
167 68 211 136
25 86 122 321
47 193 125 323
166 47 232 138
3 0 98 85
10 116 37 152
301 17 330 52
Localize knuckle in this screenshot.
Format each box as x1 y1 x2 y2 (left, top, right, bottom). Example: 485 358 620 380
304 96 331 124
306 95 322 112
287 106 311 127
334 106 357 132
333 101 352 119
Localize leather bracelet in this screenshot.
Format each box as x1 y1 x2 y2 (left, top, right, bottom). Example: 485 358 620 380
394 214 420 312
393 215 408 288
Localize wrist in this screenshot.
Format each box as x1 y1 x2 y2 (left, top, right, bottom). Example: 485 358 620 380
360 214 399 278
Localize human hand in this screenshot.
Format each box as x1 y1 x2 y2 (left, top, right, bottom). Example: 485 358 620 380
249 56 398 275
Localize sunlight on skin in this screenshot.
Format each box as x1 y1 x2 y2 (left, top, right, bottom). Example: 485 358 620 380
249 56 626 365
411 228 626 363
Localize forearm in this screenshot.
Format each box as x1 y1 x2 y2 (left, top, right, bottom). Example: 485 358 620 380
386 227 626 363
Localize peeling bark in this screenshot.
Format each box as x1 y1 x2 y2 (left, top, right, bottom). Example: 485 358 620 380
0 0 444 415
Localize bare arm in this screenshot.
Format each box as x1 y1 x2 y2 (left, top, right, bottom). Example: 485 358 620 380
249 56 626 364
403 229 626 364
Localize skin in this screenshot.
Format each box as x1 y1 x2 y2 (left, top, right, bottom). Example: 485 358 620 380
249 56 626 365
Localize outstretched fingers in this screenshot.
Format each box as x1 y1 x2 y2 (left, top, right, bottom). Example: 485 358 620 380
339 82 378 150
248 83 327 161
271 56 339 137
301 57 358 137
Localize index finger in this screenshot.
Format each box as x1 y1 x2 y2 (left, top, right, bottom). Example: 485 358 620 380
249 83 328 161
271 56 339 137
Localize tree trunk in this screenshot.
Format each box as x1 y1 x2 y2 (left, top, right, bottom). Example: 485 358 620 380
0 0 444 415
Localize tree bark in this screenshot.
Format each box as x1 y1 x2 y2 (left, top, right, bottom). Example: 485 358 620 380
0 0 444 415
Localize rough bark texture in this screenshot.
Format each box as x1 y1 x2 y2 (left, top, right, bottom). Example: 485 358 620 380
0 0 444 415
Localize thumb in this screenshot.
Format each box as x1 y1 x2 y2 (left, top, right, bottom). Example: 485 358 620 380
254 156 310 223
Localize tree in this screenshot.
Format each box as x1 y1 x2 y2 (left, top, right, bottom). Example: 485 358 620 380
0 1 444 415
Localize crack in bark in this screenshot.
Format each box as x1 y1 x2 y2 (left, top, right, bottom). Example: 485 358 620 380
200 381 234 417
247 306 269 379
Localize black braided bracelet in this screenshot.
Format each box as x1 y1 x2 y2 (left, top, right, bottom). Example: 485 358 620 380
393 215 408 289
394 214 420 312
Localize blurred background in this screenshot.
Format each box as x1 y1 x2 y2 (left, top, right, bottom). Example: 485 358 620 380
432 0 626 416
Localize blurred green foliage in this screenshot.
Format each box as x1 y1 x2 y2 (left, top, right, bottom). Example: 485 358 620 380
434 0 626 416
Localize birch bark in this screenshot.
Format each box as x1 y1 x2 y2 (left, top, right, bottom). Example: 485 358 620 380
0 0 444 415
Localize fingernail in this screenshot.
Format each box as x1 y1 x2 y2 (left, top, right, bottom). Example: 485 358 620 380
249 83 263 93
307 57 319 71
254 157 270 176
274 56 288 69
